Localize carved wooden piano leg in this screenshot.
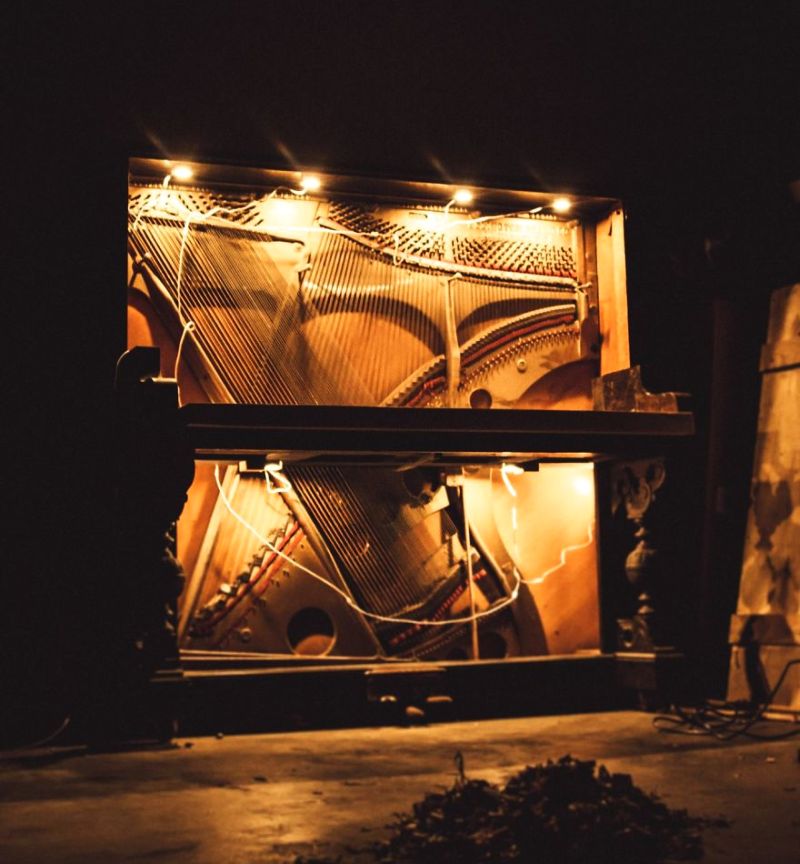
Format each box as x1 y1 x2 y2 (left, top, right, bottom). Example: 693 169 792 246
609 458 688 708
613 458 668 652
105 347 194 741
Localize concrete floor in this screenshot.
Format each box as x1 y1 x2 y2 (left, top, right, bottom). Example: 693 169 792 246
1 711 798 864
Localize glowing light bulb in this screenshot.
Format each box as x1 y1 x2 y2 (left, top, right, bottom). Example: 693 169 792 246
572 474 593 497
551 196 572 213
444 188 474 214
170 164 194 182
299 174 321 193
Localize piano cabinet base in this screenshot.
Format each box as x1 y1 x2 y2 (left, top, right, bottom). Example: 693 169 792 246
64 651 689 744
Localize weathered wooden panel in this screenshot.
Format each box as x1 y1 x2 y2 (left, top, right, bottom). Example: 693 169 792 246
736 284 800 618
729 284 800 712
596 208 630 375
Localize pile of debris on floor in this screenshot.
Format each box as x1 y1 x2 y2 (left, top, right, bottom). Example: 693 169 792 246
296 754 725 864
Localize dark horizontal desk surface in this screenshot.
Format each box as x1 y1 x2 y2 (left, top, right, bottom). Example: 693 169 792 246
180 404 694 465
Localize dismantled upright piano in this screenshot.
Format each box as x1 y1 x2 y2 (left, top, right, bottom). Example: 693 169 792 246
118 157 693 733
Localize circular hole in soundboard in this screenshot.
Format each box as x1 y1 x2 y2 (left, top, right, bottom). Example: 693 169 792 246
287 607 336 656
479 631 508 659
469 388 493 409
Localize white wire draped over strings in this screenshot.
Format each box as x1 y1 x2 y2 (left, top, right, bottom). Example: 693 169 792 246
171 202 261 392
213 463 522 629
132 184 385 404
132 182 576 400
132 185 265 400
213 461 596 629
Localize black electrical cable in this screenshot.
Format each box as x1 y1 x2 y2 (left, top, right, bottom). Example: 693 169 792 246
2 716 72 755
653 659 800 741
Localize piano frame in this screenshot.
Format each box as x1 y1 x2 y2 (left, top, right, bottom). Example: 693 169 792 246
115 158 695 737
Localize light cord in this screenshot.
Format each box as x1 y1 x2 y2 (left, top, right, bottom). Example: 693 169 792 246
440 205 546 234
173 320 196 384
171 200 264 403
263 460 292 494
523 521 594 586
499 463 524 586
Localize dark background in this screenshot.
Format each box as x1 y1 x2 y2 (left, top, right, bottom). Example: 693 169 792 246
6 1 799 740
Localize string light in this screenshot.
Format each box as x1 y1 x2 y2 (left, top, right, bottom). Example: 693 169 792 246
427 204 550 241
211 460 592 633
299 174 322 193
131 187 378 262
131 185 572 290
170 164 194 182
444 188 473 214
131 180 579 408
267 174 323 198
